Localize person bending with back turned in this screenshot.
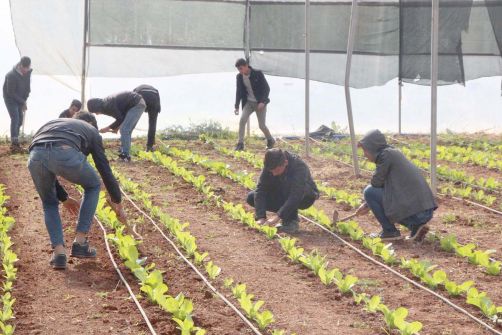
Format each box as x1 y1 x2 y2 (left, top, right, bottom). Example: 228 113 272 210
27 112 126 270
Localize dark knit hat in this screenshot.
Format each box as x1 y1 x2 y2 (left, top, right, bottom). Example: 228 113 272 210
87 98 104 114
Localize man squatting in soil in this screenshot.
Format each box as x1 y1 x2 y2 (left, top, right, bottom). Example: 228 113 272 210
246 148 320 234
352 129 438 242
28 112 127 270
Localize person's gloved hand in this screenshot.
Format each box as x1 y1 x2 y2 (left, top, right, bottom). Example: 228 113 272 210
256 218 266 225
62 197 80 215
266 215 280 225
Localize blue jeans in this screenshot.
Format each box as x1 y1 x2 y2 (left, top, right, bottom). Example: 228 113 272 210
120 99 145 155
363 185 433 233
5 101 23 144
27 143 101 247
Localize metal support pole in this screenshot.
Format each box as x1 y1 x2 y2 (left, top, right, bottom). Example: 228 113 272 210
245 0 251 138
398 79 403 135
305 0 311 157
430 0 439 195
81 0 90 106
344 0 360 176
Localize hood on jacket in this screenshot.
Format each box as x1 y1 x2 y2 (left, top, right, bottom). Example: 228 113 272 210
87 98 104 114
359 129 388 159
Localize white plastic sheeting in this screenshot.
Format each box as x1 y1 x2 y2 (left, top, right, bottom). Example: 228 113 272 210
9 0 502 87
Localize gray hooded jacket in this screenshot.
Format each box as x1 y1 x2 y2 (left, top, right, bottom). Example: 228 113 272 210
359 130 437 223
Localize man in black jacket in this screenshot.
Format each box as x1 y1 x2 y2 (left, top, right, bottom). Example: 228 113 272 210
59 99 82 118
3 56 32 153
133 84 161 151
234 58 275 151
28 112 126 270
246 149 319 233
87 91 146 161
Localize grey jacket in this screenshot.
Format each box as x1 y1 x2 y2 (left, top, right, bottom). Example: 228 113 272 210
3 65 32 105
360 130 437 223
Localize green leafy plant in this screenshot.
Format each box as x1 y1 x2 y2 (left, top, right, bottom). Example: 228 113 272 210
444 280 474 297
205 261 221 280
260 225 278 239
335 274 358 294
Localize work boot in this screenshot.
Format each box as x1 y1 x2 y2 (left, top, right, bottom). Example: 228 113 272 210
266 138 276 149
49 253 67 270
369 230 402 241
408 223 430 243
70 239 97 258
118 153 131 162
275 219 299 234
235 142 244 151
10 143 25 154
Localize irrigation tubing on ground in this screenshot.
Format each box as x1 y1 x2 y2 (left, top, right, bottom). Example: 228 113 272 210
299 214 502 335
155 138 501 333
282 137 502 216
119 187 265 335
94 215 157 335
386 136 502 196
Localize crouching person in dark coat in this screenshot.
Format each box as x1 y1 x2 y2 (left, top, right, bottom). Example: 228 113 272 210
247 149 319 234
357 129 437 242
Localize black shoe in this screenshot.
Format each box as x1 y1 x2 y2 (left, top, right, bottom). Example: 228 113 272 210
275 219 299 234
235 142 244 151
266 138 276 149
370 230 402 241
10 144 25 154
50 253 67 270
70 239 97 258
408 224 429 243
118 153 131 162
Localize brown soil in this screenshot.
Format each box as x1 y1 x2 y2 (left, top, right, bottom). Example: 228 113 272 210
0 148 152 334
128 140 494 334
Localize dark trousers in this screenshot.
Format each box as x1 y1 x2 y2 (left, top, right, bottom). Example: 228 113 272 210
147 111 159 148
246 190 316 221
5 101 23 144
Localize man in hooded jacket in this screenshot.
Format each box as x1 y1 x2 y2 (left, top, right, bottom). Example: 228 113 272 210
356 129 437 242
3 56 32 152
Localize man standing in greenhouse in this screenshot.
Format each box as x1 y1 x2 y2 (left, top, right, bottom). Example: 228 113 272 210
87 90 146 162
233 58 275 151
27 111 126 270
3 56 32 153
246 148 319 233
356 129 437 242
133 84 161 152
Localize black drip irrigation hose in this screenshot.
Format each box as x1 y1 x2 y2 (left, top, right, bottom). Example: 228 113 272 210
299 214 502 335
119 188 265 335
